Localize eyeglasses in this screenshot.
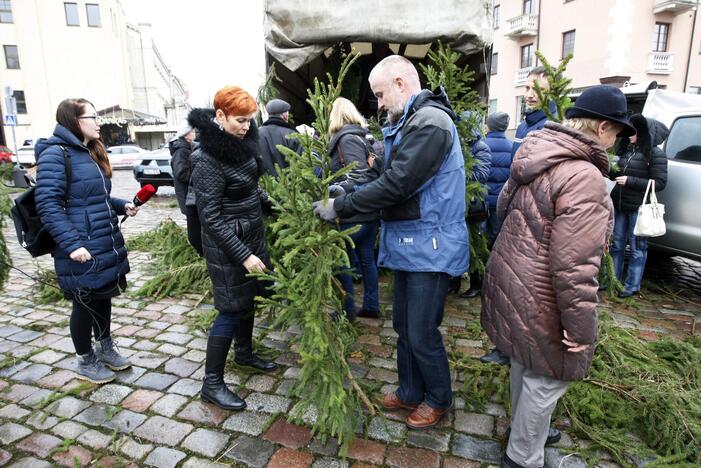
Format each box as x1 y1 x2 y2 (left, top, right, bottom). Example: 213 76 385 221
78 115 103 124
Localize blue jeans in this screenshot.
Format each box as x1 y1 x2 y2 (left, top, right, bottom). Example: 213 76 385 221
210 310 251 338
610 210 648 293
338 222 380 314
392 270 452 409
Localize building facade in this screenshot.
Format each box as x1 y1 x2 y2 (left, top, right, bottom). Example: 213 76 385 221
0 0 189 150
487 0 701 130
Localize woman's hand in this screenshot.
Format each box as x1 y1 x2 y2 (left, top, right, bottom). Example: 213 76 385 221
562 330 590 353
243 254 266 273
125 202 140 217
70 247 92 263
615 176 628 186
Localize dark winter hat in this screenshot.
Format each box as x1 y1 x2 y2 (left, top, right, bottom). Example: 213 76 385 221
565 85 635 137
265 99 290 115
486 112 509 132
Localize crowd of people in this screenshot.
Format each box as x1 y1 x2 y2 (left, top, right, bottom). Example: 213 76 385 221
33 54 671 468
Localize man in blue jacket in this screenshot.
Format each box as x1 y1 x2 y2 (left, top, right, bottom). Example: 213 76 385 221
484 112 514 244
511 66 555 158
312 55 468 429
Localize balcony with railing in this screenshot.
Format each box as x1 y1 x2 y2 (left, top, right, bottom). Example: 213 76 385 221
653 0 698 14
647 52 674 74
506 14 538 38
515 67 534 86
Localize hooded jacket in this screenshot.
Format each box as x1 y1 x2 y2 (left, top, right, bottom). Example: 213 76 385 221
257 115 301 177
35 125 130 294
188 108 270 313
334 88 469 276
511 102 557 158
611 115 669 212
484 131 515 209
481 122 614 381
169 136 195 215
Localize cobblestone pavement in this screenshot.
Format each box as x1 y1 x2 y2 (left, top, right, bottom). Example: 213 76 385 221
0 171 699 467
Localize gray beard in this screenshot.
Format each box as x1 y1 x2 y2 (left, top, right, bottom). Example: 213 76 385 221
388 108 403 125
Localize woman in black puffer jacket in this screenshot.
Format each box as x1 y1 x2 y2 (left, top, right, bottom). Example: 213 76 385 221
610 114 669 297
189 86 277 411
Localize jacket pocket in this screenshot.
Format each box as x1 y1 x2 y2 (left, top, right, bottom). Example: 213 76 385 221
233 219 251 239
84 211 92 240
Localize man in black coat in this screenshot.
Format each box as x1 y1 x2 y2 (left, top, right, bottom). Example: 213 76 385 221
169 125 202 255
257 99 302 177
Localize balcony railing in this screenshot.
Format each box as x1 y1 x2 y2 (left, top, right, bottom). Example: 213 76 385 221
506 14 538 38
515 67 534 86
653 0 698 14
647 52 674 74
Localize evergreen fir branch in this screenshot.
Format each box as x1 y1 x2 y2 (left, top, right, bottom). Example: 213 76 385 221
533 51 573 123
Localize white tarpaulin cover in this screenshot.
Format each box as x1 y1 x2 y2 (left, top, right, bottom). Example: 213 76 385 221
264 0 493 70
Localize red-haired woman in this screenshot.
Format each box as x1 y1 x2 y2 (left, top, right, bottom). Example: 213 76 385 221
35 98 139 384
189 86 277 410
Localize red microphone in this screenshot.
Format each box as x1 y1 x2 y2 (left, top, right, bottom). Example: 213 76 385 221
122 184 156 222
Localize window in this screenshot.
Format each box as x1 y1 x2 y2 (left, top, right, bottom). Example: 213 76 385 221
64 2 79 26
13 90 26 114
0 0 12 23
665 116 701 163
516 96 526 122
493 4 500 29
652 23 670 52
3 45 19 69
488 99 498 115
521 43 534 68
523 0 534 14
490 53 498 75
562 30 576 58
86 3 101 27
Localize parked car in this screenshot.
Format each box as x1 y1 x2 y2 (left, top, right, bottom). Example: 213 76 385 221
642 88 701 262
16 145 36 167
107 145 146 169
0 145 13 164
132 148 174 188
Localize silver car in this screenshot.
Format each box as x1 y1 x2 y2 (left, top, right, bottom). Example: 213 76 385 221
643 90 701 261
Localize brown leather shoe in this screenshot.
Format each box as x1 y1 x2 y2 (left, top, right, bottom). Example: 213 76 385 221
405 402 450 429
377 392 420 411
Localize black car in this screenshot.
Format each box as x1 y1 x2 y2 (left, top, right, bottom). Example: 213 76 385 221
132 148 174 188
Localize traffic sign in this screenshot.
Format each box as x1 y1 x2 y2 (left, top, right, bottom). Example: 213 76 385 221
3 114 17 126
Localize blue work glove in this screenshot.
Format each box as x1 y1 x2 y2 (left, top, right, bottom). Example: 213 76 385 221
312 199 338 221
329 184 346 198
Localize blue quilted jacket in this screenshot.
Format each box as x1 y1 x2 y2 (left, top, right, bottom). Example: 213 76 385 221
485 131 514 209
35 125 130 293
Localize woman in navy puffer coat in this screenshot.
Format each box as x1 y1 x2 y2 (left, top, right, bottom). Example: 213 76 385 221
35 98 139 384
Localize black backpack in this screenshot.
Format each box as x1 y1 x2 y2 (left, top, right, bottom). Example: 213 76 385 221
11 146 72 257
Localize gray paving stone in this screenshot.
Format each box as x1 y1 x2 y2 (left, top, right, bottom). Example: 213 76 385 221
150 394 188 417
119 437 153 460
0 422 32 444
182 428 230 457
308 436 340 456
113 365 147 384
222 410 272 436
245 374 276 392
156 332 192 345
164 357 200 377
163 305 190 315
0 325 23 337
181 349 205 362
135 372 178 390
6 330 43 343
144 447 187 468
244 392 291 414
312 458 349 468
19 388 53 408
452 433 502 464
407 429 451 452
157 343 187 356
74 404 115 427
0 403 30 420
133 415 194 446
7 457 52 468
76 429 113 449
102 409 147 434
1 383 36 402
544 448 587 468
25 411 59 430
167 378 200 396
0 361 31 377
454 411 495 437
28 349 66 364
10 363 52 383
223 435 276 468
484 403 507 417
51 420 88 439
275 379 296 397
187 337 208 350
367 416 406 443
49 396 92 418
89 384 133 405
181 457 230 468
128 351 168 369
133 340 159 351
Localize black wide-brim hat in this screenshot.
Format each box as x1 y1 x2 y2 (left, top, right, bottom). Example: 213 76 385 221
565 85 636 137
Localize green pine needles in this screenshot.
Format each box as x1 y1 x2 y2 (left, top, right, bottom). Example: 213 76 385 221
256 51 376 451
0 163 17 289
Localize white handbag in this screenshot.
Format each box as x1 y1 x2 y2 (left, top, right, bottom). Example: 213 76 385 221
633 179 666 237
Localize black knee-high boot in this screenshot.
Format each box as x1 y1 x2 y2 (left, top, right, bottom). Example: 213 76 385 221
234 314 278 372
200 335 246 410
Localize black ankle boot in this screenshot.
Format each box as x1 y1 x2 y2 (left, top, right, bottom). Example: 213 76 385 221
234 314 278 372
201 335 246 410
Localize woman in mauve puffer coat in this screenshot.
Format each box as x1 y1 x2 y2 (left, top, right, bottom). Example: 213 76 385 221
188 86 277 412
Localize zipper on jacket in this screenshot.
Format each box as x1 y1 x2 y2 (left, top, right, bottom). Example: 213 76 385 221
84 211 91 240
94 161 120 260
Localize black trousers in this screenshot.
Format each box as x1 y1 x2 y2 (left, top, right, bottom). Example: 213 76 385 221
186 213 203 256
70 296 112 355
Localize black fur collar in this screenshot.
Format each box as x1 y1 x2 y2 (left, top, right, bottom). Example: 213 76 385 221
187 108 259 163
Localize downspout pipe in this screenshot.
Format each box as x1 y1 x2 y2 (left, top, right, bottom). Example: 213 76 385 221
683 7 698 92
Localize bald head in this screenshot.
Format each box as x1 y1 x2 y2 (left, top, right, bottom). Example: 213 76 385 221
369 55 422 124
